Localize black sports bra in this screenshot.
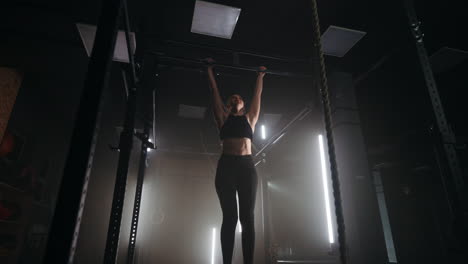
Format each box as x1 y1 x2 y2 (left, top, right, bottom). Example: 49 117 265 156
219 115 253 140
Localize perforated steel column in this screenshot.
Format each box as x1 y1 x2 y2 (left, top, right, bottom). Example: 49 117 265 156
43 0 123 262
126 126 150 264
404 0 467 233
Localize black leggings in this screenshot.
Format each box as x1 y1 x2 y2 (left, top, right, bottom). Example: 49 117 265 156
215 154 258 264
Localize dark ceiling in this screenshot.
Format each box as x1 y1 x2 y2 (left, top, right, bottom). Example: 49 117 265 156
2 0 467 154
4 0 465 74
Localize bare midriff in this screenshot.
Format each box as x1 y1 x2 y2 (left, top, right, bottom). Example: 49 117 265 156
221 138 252 156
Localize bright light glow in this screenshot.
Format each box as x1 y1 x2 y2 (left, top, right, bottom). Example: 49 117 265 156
318 134 334 243
191 0 241 39
211 228 216 264
321 25 366 57
76 23 136 63
236 193 242 233
147 148 151 152
261 125 266 140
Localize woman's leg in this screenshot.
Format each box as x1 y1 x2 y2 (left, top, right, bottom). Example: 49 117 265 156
215 157 238 264
237 158 258 264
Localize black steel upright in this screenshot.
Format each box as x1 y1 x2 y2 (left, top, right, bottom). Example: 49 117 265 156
103 68 138 263
122 0 137 85
310 1 348 263
404 0 467 244
42 0 123 262
126 124 150 264
66 95 105 264
103 1 140 262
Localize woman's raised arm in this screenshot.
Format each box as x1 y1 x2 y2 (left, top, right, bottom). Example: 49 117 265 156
206 58 227 128
247 66 266 127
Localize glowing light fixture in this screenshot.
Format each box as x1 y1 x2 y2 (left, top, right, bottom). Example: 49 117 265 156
321 25 366 57
178 104 207 119
236 193 242 233
76 23 136 63
148 138 154 152
191 0 241 39
211 228 216 264
261 125 266 140
318 134 334 243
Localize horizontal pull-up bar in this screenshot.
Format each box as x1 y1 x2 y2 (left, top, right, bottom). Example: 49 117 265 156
161 39 312 63
152 52 314 78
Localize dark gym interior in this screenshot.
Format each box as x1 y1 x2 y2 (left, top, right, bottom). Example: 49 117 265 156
0 0 467 263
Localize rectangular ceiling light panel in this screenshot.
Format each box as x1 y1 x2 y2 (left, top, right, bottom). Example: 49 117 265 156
321 25 366 57
430 47 468 73
76 23 136 63
191 0 241 39
178 104 207 119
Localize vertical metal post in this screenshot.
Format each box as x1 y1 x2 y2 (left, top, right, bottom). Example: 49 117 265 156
42 0 123 262
126 125 150 264
261 174 272 264
372 167 398 263
103 67 138 263
403 0 467 242
309 1 347 263
122 0 137 84
102 1 141 262
66 102 104 264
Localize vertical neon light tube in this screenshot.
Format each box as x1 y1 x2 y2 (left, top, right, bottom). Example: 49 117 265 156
261 125 266 140
236 193 242 232
211 228 216 264
319 134 334 243
147 138 152 152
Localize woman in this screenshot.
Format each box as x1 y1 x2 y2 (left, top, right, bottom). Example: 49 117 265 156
206 58 266 264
